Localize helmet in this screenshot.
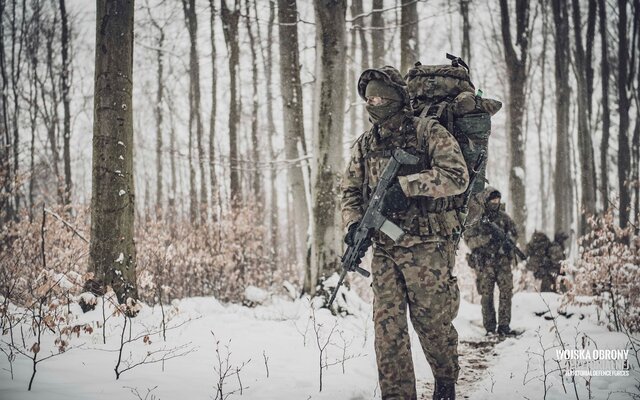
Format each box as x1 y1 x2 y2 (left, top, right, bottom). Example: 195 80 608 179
357 66 410 106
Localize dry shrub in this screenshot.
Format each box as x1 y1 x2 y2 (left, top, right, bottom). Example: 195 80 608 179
137 204 297 304
561 210 640 333
1 203 298 308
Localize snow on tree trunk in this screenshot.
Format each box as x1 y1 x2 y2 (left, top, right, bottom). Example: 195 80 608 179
90 0 138 305
310 0 347 294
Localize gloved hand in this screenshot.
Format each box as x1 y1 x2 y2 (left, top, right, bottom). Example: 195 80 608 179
344 223 359 246
344 222 372 265
383 180 410 214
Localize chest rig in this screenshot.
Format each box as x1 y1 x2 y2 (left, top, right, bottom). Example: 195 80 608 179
359 116 462 239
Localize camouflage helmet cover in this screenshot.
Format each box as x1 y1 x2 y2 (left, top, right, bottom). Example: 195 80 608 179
357 66 410 106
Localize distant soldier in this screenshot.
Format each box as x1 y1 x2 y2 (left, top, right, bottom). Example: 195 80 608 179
526 231 568 292
464 187 518 336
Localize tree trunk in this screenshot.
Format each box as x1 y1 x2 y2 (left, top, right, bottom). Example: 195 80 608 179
209 0 219 221
499 0 529 242
278 0 309 278
400 0 419 73
552 0 573 235
460 0 471 65
59 0 72 208
311 0 347 293
221 0 241 203
570 0 597 233
182 0 207 223
371 0 384 67
536 0 549 231
90 0 138 305
0 0 13 223
10 0 26 214
617 0 631 228
598 0 610 212
244 0 263 207
149 11 165 217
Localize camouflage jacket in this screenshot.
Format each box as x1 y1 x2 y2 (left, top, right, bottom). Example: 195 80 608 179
340 111 469 248
526 232 565 275
464 206 518 261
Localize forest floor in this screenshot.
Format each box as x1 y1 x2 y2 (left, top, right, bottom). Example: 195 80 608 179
1 290 638 400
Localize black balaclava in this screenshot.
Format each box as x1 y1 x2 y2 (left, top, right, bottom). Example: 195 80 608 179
486 191 501 214
364 79 404 125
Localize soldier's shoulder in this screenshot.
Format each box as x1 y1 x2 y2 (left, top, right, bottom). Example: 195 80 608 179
413 116 453 139
350 129 371 149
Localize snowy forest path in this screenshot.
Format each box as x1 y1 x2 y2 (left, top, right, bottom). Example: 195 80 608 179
418 336 505 399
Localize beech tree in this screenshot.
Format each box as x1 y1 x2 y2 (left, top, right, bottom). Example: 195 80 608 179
90 0 138 305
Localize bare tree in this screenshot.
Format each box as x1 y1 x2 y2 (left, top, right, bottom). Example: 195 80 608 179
58 0 72 207
371 0 384 67
460 0 471 65
244 0 263 206
570 0 597 232
310 0 347 293
499 0 531 241
208 0 219 221
147 4 166 217
552 0 574 236
598 0 610 212
616 0 633 229
220 0 241 203
278 0 309 276
182 0 207 223
90 0 138 305
400 0 419 73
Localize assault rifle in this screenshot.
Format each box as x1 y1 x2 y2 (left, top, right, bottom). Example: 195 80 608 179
481 218 527 260
327 148 420 308
452 150 486 249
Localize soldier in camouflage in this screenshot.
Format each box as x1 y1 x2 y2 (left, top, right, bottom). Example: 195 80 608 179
464 187 518 336
341 66 469 400
526 231 568 292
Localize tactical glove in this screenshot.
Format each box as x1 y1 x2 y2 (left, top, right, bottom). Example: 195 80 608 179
344 222 372 264
383 180 410 214
344 223 358 246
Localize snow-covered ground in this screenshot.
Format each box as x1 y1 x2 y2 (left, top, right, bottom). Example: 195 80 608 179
1 291 638 399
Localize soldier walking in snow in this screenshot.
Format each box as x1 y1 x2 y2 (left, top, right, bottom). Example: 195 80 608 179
464 187 519 336
526 231 569 292
341 66 469 400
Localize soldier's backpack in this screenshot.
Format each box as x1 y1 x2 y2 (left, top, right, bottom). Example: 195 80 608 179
405 54 502 197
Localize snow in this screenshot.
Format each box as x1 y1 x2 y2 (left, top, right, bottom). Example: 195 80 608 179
0 293 637 400
118 189 126 196
114 252 124 264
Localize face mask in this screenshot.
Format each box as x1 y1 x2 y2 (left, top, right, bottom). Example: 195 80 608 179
366 100 403 124
487 202 500 212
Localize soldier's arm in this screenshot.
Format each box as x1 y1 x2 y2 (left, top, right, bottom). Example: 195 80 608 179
340 135 366 230
398 121 469 198
464 224 491 250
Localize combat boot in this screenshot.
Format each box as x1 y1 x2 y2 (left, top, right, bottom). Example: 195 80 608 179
497 325 518 336
433 378 455 400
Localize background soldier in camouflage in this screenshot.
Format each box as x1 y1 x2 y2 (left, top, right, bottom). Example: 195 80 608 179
526 231 569 292
464 187 518 336
341 66 469 400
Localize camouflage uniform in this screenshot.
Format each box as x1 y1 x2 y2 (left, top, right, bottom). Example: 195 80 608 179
526 231 567 292
341 67 469 399
463 187 517 333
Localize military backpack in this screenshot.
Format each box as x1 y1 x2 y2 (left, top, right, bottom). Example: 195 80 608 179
405 53 502 196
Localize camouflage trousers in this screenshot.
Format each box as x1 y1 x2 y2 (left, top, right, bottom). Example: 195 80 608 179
475 256 513 331
372 240 460 400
